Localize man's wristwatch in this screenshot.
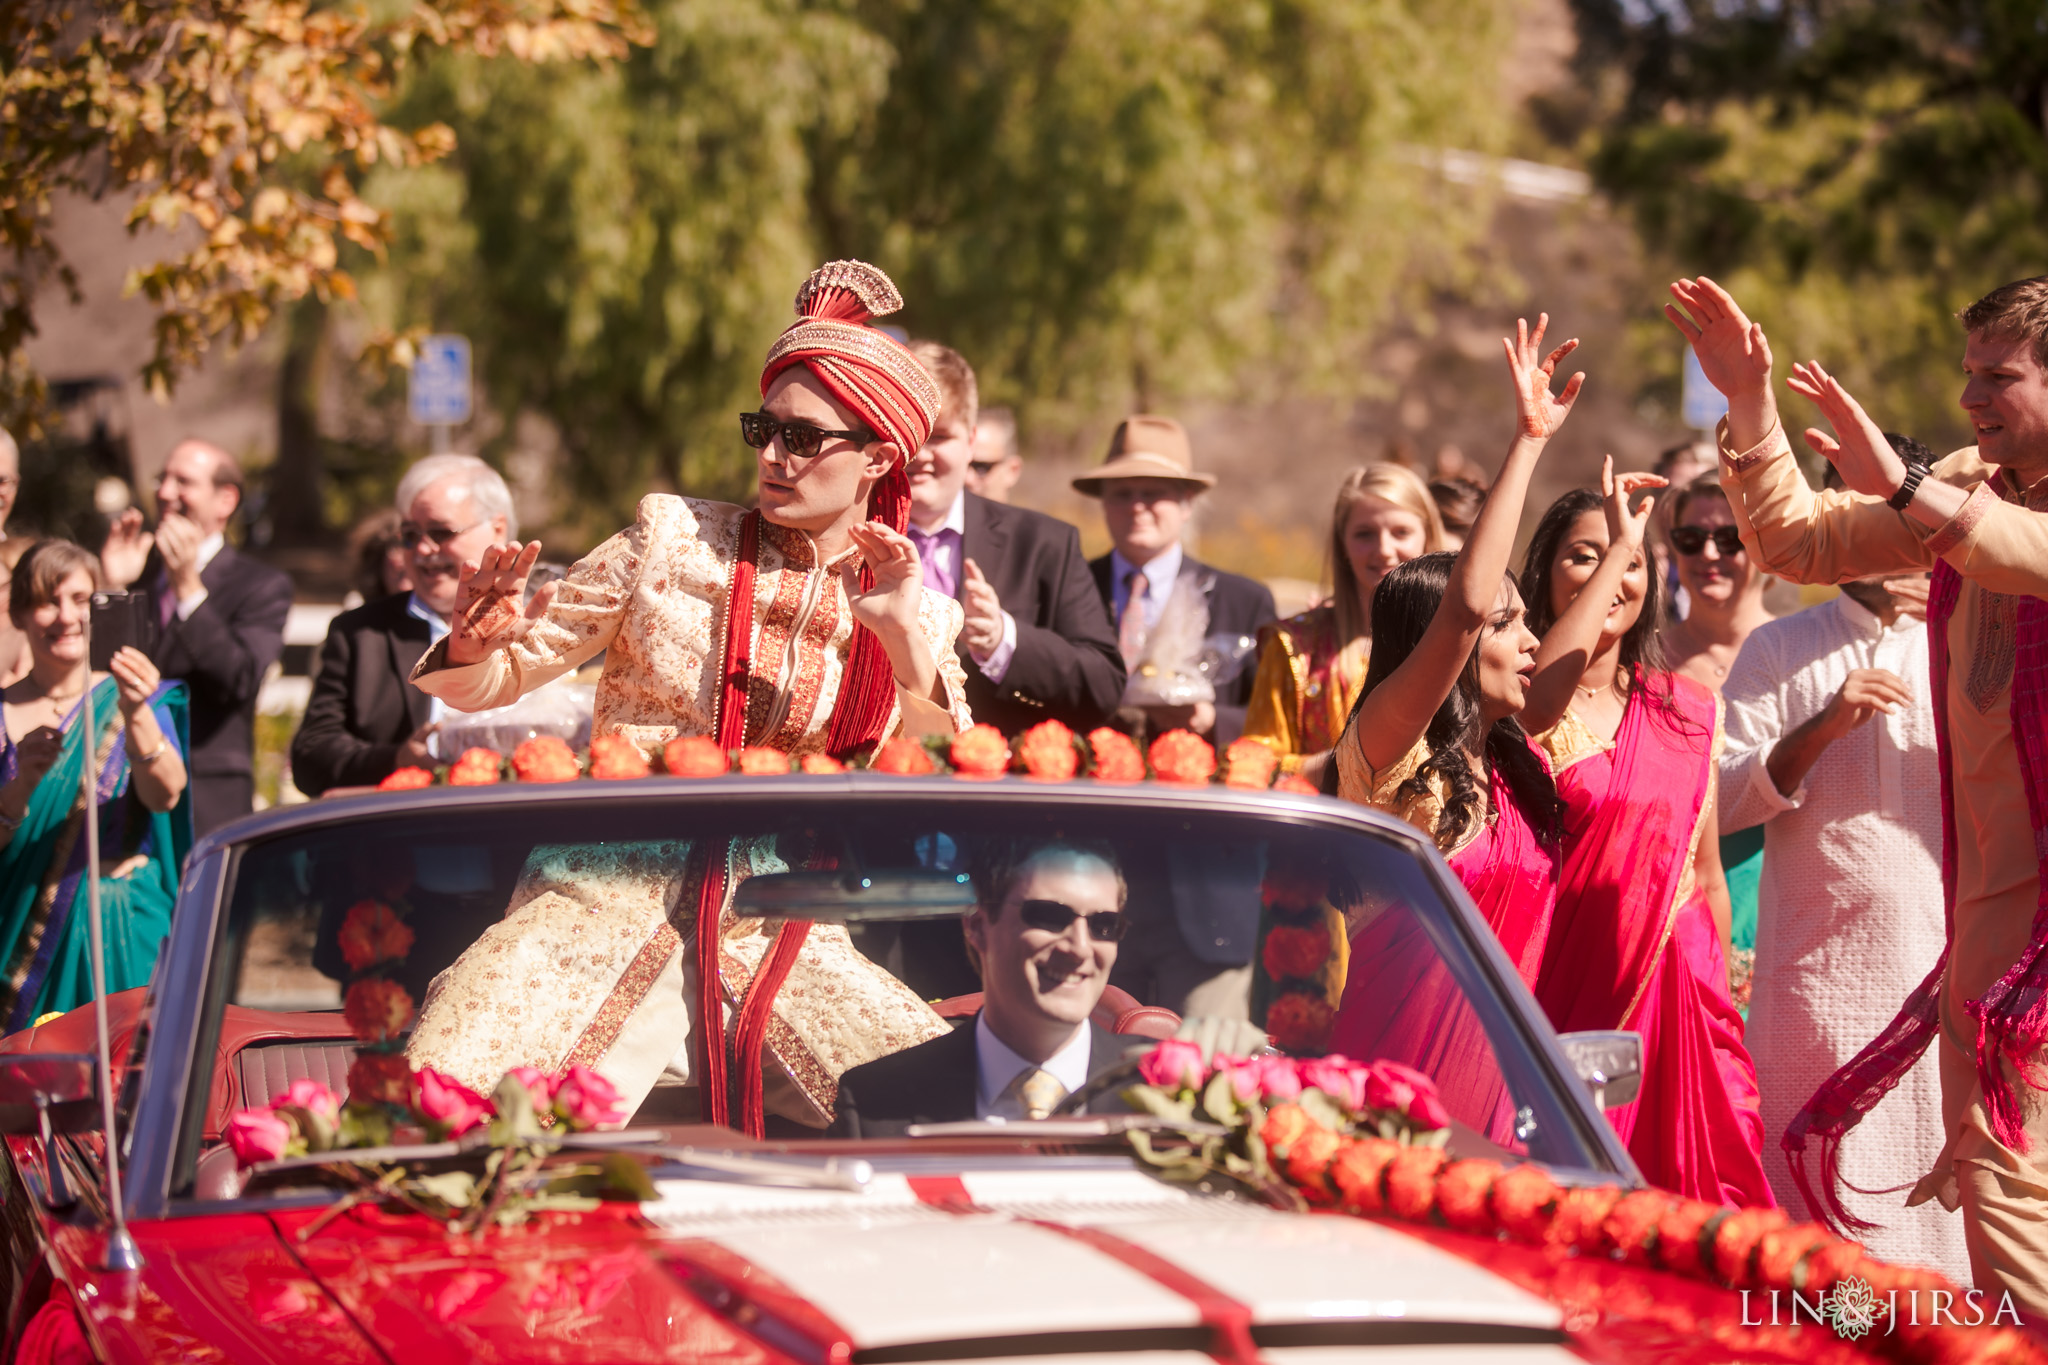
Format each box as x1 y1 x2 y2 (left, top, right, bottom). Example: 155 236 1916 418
1887 459 1932 511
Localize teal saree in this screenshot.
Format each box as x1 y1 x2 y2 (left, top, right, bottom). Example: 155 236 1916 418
0 678 192 1031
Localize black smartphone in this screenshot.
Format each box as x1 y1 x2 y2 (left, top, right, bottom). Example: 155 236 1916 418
89 591 156 671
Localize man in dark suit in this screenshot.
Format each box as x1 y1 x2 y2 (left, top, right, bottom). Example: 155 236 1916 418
904 342 1123 737
291 455 519 794
101 439 293 836
832 839 1149 1137
1076 416 1278 749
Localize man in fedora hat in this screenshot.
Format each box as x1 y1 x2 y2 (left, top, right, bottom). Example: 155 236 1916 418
1078 416 1276 749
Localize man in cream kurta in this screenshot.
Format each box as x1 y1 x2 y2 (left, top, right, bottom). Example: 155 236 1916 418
401 260 974 1130
1719 589 1966 1279
1672 274 2048 1311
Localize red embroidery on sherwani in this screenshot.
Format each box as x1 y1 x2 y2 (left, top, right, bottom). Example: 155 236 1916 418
560 923 682 1072
743 552 812 743
764 575 841 752
1925 481 1998 557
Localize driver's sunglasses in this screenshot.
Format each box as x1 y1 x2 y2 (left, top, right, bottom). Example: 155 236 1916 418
1017 898 1128 942
740 411 873 460
1670 525 1744 557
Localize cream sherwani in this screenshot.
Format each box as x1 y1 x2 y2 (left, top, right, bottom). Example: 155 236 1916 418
402 495 969 1127
1719 421 2048 1309
1719 594 1965 1278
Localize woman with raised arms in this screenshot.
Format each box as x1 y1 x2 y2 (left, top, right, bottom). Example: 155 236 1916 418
1323 318 1573 1141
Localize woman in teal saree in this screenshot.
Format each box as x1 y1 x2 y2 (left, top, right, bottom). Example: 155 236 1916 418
0 540 190 1032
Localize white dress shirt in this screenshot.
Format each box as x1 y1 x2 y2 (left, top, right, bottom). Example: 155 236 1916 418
974 1014 1091 1120
1109 542 1184 630
1719 593 1963 1279
406 593 452 735
172 532 227 620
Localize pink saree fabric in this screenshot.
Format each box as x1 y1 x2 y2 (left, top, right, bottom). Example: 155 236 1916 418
1535 671 1774 1207
1332 750 1558 1145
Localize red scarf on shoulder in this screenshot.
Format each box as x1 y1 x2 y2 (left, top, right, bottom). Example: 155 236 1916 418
1786 486 2048 1230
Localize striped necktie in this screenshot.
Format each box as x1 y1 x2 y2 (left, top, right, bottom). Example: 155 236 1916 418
1118 569 1149 670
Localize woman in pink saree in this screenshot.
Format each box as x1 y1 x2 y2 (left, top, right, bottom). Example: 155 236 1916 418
1515 471 1773 1206
1324 317 1573 1141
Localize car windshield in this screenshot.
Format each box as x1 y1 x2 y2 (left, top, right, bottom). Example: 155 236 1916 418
178 787 1608 1197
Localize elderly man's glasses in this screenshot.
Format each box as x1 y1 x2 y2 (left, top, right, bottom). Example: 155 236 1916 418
1017 898 1128 942
740 412 874 460
968 460 1000 476
401 520 485 550
1670 525 1744 556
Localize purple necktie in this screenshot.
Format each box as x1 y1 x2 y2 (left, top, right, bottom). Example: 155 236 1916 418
908 526 959 598
155 567 175 630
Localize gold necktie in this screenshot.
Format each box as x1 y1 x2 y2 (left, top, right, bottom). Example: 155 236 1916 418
1118 569 1149 670
1006 1067 1069 1120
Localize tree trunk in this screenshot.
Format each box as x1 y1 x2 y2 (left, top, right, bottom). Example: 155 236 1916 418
269 297 329 544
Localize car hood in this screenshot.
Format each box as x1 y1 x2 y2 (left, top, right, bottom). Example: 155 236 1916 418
266 1162 1573 1365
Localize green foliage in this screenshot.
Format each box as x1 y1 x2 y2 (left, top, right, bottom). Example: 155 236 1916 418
361 0 1513 533
1571 0 2048 448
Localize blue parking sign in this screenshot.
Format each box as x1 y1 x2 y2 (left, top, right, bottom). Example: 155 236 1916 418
1682 347 1728 433
410 334 472 425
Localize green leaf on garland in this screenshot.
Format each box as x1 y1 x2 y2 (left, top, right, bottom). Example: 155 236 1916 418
413 1171 478 1208
601 1152 659 1201
1199 1071 1241 1125
1297 1088 1346 1132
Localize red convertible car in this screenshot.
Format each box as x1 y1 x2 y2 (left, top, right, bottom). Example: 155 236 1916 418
0 774 1983 1363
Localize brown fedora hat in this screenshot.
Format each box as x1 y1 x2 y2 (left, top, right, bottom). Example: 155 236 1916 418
1072 415 1217 496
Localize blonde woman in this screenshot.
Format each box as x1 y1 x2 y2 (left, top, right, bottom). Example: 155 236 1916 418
1244 463 1446 782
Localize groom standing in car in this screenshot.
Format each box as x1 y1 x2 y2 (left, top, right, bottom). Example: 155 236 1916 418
830 839 1151 1136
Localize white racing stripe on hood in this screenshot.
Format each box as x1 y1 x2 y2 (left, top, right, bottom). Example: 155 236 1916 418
702 1218 1202 1347
1089 1216 1561 1333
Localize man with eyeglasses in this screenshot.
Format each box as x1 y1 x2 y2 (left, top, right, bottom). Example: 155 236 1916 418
830 839 1148 1135
100 438 292 834
291 454 518 795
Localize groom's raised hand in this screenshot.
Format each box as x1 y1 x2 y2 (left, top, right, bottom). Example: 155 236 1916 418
447 541 553 665
1664 276 1777 452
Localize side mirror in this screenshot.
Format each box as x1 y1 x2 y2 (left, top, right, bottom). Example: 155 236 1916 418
1556 1030 1642 1110
0 1053 98 1136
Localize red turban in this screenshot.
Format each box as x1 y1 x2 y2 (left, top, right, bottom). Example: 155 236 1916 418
760 260 941 507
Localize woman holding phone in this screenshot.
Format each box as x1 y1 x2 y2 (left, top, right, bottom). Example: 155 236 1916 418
0 539 189 1029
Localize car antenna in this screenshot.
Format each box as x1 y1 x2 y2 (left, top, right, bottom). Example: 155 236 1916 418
79 621 142 1272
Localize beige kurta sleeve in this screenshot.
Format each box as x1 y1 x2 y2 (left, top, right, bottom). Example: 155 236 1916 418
1720 417 2048 598
412 495 660 712
893 589 974 737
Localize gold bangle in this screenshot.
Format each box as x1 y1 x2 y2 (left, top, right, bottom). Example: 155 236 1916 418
134 737 168 765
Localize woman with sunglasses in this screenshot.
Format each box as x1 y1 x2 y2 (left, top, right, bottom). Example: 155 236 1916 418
1511 469 1774 1208
1315 317 1573 1141
404 261 972 1138
1657 473 1777 1017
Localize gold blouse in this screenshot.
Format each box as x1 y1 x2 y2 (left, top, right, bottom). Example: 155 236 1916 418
1242 606 1370 771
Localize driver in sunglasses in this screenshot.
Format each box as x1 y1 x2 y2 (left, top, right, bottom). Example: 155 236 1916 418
831 839 1156 1136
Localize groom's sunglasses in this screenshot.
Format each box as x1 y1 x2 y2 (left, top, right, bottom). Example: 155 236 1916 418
1017 898 1129 942
740 411 874 460
1670 525 1745 557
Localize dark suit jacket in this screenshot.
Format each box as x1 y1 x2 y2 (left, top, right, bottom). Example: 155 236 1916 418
957 494 1124 735
142 544 294 833
1088 552 1278 747
290 592 434 795
829 1015 1148 1138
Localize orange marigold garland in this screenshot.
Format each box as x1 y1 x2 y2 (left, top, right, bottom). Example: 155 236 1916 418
737 746 792 775
510 736 581 783
336 900 414 973
1255 851 1340 1054
587 735 652 780
1016 719 1081 780
1222 737 1279 790
1086 727 1147 783
447 747 504 786
798 753 845 774
1262 924 1332 981
1148 729 1216 785
869 737 936 775
663 736 728 777
343 977 415 1044
949 724 1012 778
345 1052 412 1107
378 766 434 791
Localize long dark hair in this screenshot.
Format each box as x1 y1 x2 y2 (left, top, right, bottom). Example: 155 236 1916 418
1325 552 1564 851
1518 488 1694 733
